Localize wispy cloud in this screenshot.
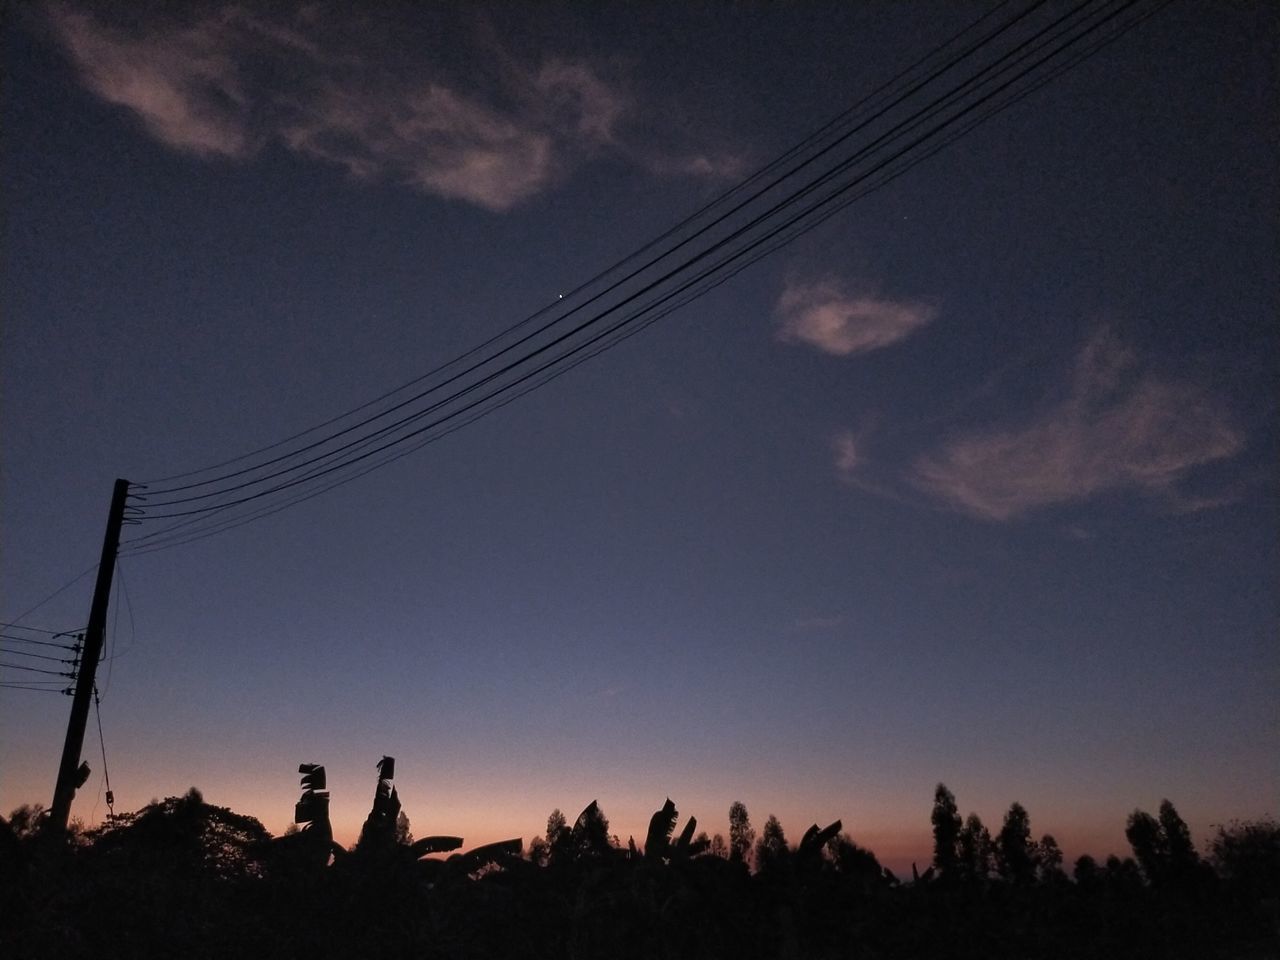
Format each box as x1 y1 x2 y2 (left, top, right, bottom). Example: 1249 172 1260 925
777 278 937 357
832 430 861 480
643 150 749 182
46 4 734 211
912 329 1245 520
280 83 563 211
49 7 254 158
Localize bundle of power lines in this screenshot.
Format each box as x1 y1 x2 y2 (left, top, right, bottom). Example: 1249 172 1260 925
123 0 1167 557
0 626 82 695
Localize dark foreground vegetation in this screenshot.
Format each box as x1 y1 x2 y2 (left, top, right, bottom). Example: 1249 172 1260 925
2 765 1276 959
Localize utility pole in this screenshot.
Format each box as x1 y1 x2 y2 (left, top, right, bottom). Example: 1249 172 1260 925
48 478 131 835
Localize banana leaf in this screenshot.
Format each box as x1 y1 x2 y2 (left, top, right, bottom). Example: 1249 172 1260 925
447 837 523 875
411 835 464 857
798 820 842 859
645 799 677 860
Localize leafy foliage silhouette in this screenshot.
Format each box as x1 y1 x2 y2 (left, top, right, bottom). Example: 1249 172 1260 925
2 776 1275 959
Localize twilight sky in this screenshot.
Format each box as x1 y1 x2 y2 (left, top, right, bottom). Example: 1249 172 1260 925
2 1 1276 873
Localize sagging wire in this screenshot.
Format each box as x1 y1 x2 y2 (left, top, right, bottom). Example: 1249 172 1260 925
93 684 115 821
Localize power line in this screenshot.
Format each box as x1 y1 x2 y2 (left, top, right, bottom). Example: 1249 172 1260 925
139 0 1048 510
0 682 71 694
124 0 1162 552
126 0 1148 547
136 0 1053 512
0 623 76 636
0 660 75 677
136 0 1021 494
0 646 76 664
93 685 116 821
0 632 80 650
1 564 99 632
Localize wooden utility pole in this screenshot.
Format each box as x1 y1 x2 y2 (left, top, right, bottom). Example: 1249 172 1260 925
48 478 131 835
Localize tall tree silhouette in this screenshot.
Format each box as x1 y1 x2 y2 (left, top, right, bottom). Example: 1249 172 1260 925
709 833 728 858
1125 809 1164 880
1158 800 1198 872
1036 833 1065 882
1126 799 1200 885
996 802 1036 884
542 808 571 865
729 800 754 866
958 812 994 882
931 783 962 881
756 814 789 874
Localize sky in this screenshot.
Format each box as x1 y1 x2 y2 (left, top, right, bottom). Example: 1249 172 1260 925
1 1 1276 875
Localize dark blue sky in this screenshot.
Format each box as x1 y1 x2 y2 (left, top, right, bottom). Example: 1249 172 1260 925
2 2 1275 868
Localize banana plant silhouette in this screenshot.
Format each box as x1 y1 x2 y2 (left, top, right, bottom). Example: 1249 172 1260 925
287 757 522 878
643 797 708 862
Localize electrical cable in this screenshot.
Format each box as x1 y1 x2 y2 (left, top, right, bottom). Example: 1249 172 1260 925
138 0 1050 509
133 0 1126 524
0 633 79 650
123 0 1146 551
0 683 69 694
0 660 75 677
0 646 75 664
135 0 1093 524
1 563 99 631
122 0 1162 552
93 685 115 821
0 624 75 636
137 0 1021 492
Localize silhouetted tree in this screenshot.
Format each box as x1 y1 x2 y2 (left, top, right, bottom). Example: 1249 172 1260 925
756 814 789 874
1073 853 1101 890
527 834 550 866
546 808 569 843
1126 809 1164 880
395 810 412 845
729 800 754 865
90 787 270 880
5 804 45 840
545 807 572 864
709 832 728 858
1208 817 1280 899
5 783 1275 960
1036 833 1066 883
958 812 994 882
1127 799 1203 887
996 802 1036 884
1105 853 1143 892
1158 800 1198 872
931 783 962 880
829 832 889 890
